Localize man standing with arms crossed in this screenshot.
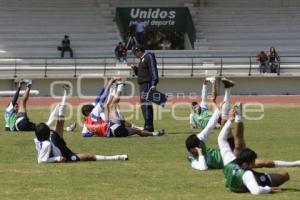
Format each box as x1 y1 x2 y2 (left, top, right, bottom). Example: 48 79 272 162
131 45 159 132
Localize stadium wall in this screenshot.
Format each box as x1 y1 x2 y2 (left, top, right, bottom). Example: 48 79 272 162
1 77 300 97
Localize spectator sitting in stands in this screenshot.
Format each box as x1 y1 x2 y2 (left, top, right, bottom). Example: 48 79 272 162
268 47 280 73
256 51 268 73
60 35 73 58
115 42 127 63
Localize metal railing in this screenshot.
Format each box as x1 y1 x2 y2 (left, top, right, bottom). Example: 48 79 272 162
0 55 299 78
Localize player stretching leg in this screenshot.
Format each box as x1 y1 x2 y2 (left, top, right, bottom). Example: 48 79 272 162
15 80 36 131
81 77 164 137
105 80 164 137
189 77 234 130
34 85 128 164
185 102 300 171
218 108 289 194
4 80 24 131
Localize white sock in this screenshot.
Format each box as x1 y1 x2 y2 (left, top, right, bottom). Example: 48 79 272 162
224 88 231 103
109 87 117 97
46 105 60 126
222 88 231 119
95 155 126 161
201 84 208 102
235 114 243 123
221 102 230 120
58 90 68 116
117 84 124 93
274 160 300 167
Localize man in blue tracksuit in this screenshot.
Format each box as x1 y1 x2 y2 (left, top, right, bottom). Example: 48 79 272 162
131 45 159 132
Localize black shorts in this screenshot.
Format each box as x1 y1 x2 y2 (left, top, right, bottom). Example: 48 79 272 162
110 121 130 137
51 132 80 162
252 170 272 187
113 126 130 137
15 112 35 131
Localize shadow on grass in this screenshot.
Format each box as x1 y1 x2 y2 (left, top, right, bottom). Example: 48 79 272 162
281 188 300 192
167 131 196 135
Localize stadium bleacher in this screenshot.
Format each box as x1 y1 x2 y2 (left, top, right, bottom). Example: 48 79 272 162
191 0 300 56
0 0 299 95
0 0 121 57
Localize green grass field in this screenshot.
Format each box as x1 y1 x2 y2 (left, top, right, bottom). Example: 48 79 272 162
1 105 300 200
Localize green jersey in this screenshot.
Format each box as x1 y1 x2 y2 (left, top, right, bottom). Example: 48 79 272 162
192 109 213 129
5 103 17 131
223 163 248 193
187 143 223 169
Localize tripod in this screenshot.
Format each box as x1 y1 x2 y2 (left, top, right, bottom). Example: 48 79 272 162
125 35 138 50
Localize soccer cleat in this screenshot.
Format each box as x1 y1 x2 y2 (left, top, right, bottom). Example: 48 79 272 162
62 84 71 92
158 129 165 136
206 76 216 83
221 77 235 88
66 122 76 132
118 154 129 160
115 80 126 86
23 79 32 87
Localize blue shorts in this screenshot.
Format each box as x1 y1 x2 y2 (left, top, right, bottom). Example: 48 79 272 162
15 112 35 131
51 132 80 162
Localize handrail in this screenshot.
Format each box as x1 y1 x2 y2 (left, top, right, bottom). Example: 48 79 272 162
0 55 299 78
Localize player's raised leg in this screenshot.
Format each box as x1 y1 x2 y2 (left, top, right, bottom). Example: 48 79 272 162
18 80 32 114
221 77 234 124
46 84 70 127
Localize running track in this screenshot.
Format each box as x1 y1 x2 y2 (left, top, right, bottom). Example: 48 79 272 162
1 96 300 106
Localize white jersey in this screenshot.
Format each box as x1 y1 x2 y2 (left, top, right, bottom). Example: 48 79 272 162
34 138 62 164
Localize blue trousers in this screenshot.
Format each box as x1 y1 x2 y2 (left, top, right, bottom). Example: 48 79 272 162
139 82 154 131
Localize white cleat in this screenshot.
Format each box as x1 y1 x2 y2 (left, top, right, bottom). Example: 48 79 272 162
118 154 129 160
158 129 165 136
206 77 216 83
66 122 76 132
23 79 32 87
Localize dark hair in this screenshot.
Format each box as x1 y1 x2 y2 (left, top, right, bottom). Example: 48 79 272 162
234 148 257 166
191 101 198 107
185 134 205 151
81 104 95 116
132 45 145 53
35 123 50 141
64 35 69 39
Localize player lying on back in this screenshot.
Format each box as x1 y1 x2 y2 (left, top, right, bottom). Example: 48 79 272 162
219 108 289 195
81 77 164 137
4 80 23 131
189 77 234 130
14 79 37 131
185 102 300 171
34 84 128 163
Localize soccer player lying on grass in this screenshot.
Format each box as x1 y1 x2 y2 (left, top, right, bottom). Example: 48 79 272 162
185 102 300 171
189 77 234 130
81 77 164 137
14 79 36 131
219 108 289 194
104 78 164 137
4 80 24 131
34 85 128 164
